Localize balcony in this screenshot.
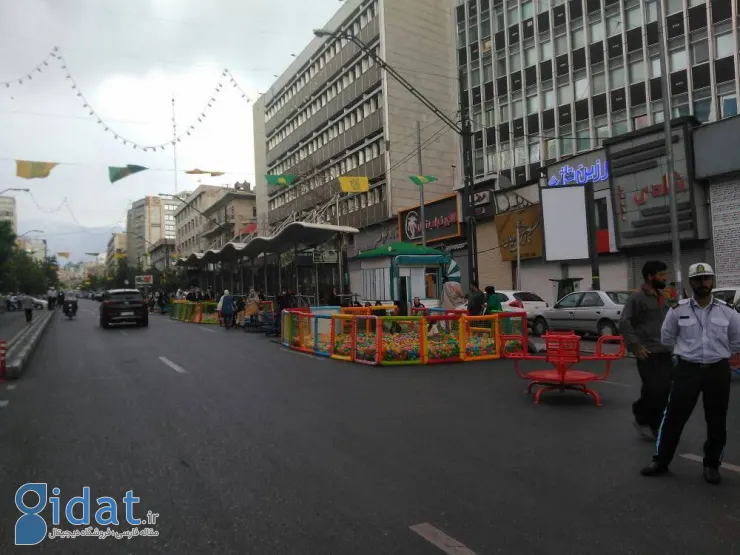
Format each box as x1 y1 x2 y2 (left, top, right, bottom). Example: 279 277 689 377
201 215 235 237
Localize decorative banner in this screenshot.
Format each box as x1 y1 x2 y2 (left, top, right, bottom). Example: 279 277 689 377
109 165 148 183
186 169 225 176
57 252 70 259
494 204 543 262
2 47 59 88
265 174 296 186
85 252 99 256
16 160 59 179
338 176 369 193
409 175 438 187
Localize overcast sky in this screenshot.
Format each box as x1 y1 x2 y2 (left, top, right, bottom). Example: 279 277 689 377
0 0 341 260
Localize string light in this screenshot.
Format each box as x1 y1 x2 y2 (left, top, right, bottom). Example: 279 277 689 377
1 47 59 89
2 47 257 151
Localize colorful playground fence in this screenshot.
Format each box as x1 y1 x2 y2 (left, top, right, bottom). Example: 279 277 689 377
354 315 380 365
460 315 500 362
425 314 463 364
378 316 425 366
330 314 355 362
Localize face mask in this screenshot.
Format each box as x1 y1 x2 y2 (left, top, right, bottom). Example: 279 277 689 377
651 278 666 290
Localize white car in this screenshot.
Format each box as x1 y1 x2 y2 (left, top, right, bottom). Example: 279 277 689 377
713 287 740 306
31 298 48 310
492 290 549 312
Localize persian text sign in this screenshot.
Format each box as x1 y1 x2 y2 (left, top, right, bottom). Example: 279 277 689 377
494 204 543 262
397 196 461 243
548 159 609 187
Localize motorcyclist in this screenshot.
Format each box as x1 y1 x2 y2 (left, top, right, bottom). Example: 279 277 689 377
63 291 78 317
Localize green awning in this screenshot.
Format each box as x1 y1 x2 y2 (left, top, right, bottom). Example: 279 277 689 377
355 241 446 259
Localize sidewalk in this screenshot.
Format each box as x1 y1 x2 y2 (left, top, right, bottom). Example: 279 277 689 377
0 311 31 347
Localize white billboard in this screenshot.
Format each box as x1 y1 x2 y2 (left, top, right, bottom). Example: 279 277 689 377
541 186 589 262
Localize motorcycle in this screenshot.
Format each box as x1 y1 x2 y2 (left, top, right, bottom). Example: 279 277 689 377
63 301 78 320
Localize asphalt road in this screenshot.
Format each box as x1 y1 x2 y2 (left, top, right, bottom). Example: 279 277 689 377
1 300 739 554
0 310 33 347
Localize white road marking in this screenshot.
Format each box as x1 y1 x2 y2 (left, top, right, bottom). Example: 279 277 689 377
680 453 740 473
0 400 8 408
6 384 17 390
199 327 216 333
410 523 477 555
601 380 632 387
158 356 187 374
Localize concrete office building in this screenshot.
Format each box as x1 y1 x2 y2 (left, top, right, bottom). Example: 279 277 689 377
455 0 738 187
173 185 224 258
253 0 461 236
106 232 127 273
126 196 180 268
0 196 17 233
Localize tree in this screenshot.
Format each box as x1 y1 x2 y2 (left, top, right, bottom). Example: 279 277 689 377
0 222 58 294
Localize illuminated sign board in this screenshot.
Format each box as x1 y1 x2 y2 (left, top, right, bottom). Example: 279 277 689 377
547 159 610 187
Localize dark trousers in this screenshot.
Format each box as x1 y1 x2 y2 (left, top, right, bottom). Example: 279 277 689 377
633 352 673 430
24 309 32 323
654 359 731 469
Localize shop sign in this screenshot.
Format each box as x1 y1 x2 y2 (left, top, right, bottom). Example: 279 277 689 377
397 195 461 243
547 159 610 187
494 204 543 262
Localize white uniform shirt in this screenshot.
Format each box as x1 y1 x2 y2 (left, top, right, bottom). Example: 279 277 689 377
661 296 740 364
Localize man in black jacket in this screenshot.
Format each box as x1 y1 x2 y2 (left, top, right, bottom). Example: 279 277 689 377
467 281 485 316
619 260 671 440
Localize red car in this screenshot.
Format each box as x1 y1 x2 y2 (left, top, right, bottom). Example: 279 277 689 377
99 289 149 328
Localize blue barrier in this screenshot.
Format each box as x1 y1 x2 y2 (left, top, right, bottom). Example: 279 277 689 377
314 314 332 357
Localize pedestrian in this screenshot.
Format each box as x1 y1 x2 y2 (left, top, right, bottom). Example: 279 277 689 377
20 293 34 323
467 281 485 316
619 260 672 440
641 263 740 484
483 286 503 314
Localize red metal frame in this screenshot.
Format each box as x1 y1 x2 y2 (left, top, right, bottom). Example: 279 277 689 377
502 331 625 406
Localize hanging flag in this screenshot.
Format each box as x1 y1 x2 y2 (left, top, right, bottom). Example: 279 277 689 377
186 169 225 177
109 165 148 183
57 252 70 259
115 252 127 260
338 176 369 193
85 252 99 256
409 175 438 187
265 174 296 186
16 160 59 179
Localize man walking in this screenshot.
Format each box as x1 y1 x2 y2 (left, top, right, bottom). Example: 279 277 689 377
619 260 671 440
641 263 740 484
20 293 34 324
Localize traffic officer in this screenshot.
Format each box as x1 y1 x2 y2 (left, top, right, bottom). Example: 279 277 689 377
641 263 740 484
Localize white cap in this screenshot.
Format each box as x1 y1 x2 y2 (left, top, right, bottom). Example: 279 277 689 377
688 262 715 278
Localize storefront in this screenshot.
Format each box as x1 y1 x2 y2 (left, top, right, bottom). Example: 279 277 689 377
604 117 712 288
693 115 740 288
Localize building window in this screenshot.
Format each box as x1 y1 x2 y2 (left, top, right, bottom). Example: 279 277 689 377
544 89 555 109
607 14 620 36
560 134 573 157
558 82 572 103
626 6 643 28
521 1 534 19
669 49 687 71
589 20 604 42
527 94 539 113
691 39 709 64
555 34 568 56
575 76 589 98
576 123 590 152
650 57 661 77
512 99 524 118
720 94 738 118
714 33 734 58
572 27 585 49
592 71 606 94
633 114 649 129
610 66 625 88
666 0 682 14
524 46 536 66
545 138 557 159
540 40 552 60
693 95 712 122
596 124 610 145
510 52 521 71
629 60 645 83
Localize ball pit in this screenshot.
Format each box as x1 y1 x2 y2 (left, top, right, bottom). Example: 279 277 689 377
464 334 498 358
380 331 421 362
427 333 461 360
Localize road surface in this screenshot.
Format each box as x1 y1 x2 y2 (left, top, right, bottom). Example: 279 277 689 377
1 300 738 554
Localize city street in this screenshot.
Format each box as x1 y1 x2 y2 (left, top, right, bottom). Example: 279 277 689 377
0 309 33 348
1 300 739 554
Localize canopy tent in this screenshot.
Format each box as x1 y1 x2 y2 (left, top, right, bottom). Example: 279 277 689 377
176 221 359 267
355 241 447 260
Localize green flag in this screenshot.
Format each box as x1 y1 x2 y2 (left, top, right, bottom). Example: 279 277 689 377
409 175 438 186
265 174 296 186
109 165 148 183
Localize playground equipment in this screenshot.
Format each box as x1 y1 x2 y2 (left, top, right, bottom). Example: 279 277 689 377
501 330 625 406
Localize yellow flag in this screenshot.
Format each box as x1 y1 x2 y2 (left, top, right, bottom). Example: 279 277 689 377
115 252 127 260
57 252 70 259
338 176 369 193
16 160 59 179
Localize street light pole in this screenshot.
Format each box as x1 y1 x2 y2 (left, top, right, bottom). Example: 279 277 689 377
0 188 30 195
654 0 683 299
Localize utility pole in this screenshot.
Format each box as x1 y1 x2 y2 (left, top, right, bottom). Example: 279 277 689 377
515 220 521 290
172 93 179 195
584 184 600 290
655 1 683 299
416 121 427 246
461 109 478 286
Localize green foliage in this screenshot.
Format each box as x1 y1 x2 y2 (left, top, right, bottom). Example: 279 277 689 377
0 221 60 294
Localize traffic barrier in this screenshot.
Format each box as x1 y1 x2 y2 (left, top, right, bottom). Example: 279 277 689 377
460 315 500 361
0 340 6 382
330 314 355 361
425 314 462 364
353 315 379 365
378 316 425 365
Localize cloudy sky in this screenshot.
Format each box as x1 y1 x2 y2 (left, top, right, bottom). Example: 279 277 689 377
0 0 341 260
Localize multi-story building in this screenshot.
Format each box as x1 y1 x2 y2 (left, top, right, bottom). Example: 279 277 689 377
147 239 175 272
455 0 738 187
106 232 127 273
125 196 179 267
15 238 45 262
0 196 17 233
253 0 460 236
201 183 257 250
173 185 224 258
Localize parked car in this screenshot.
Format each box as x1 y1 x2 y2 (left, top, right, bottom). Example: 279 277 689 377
529 290 630 337
492 290 549 312
30 298 48 310
98 289 148 328
713 286 740 305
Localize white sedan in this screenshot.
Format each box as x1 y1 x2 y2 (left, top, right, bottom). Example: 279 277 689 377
31 298 48 310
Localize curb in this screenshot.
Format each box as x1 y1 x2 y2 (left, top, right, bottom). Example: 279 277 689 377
5 311 55 379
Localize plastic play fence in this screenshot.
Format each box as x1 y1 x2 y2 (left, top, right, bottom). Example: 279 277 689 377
281 309 528 366
170 300 219 324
